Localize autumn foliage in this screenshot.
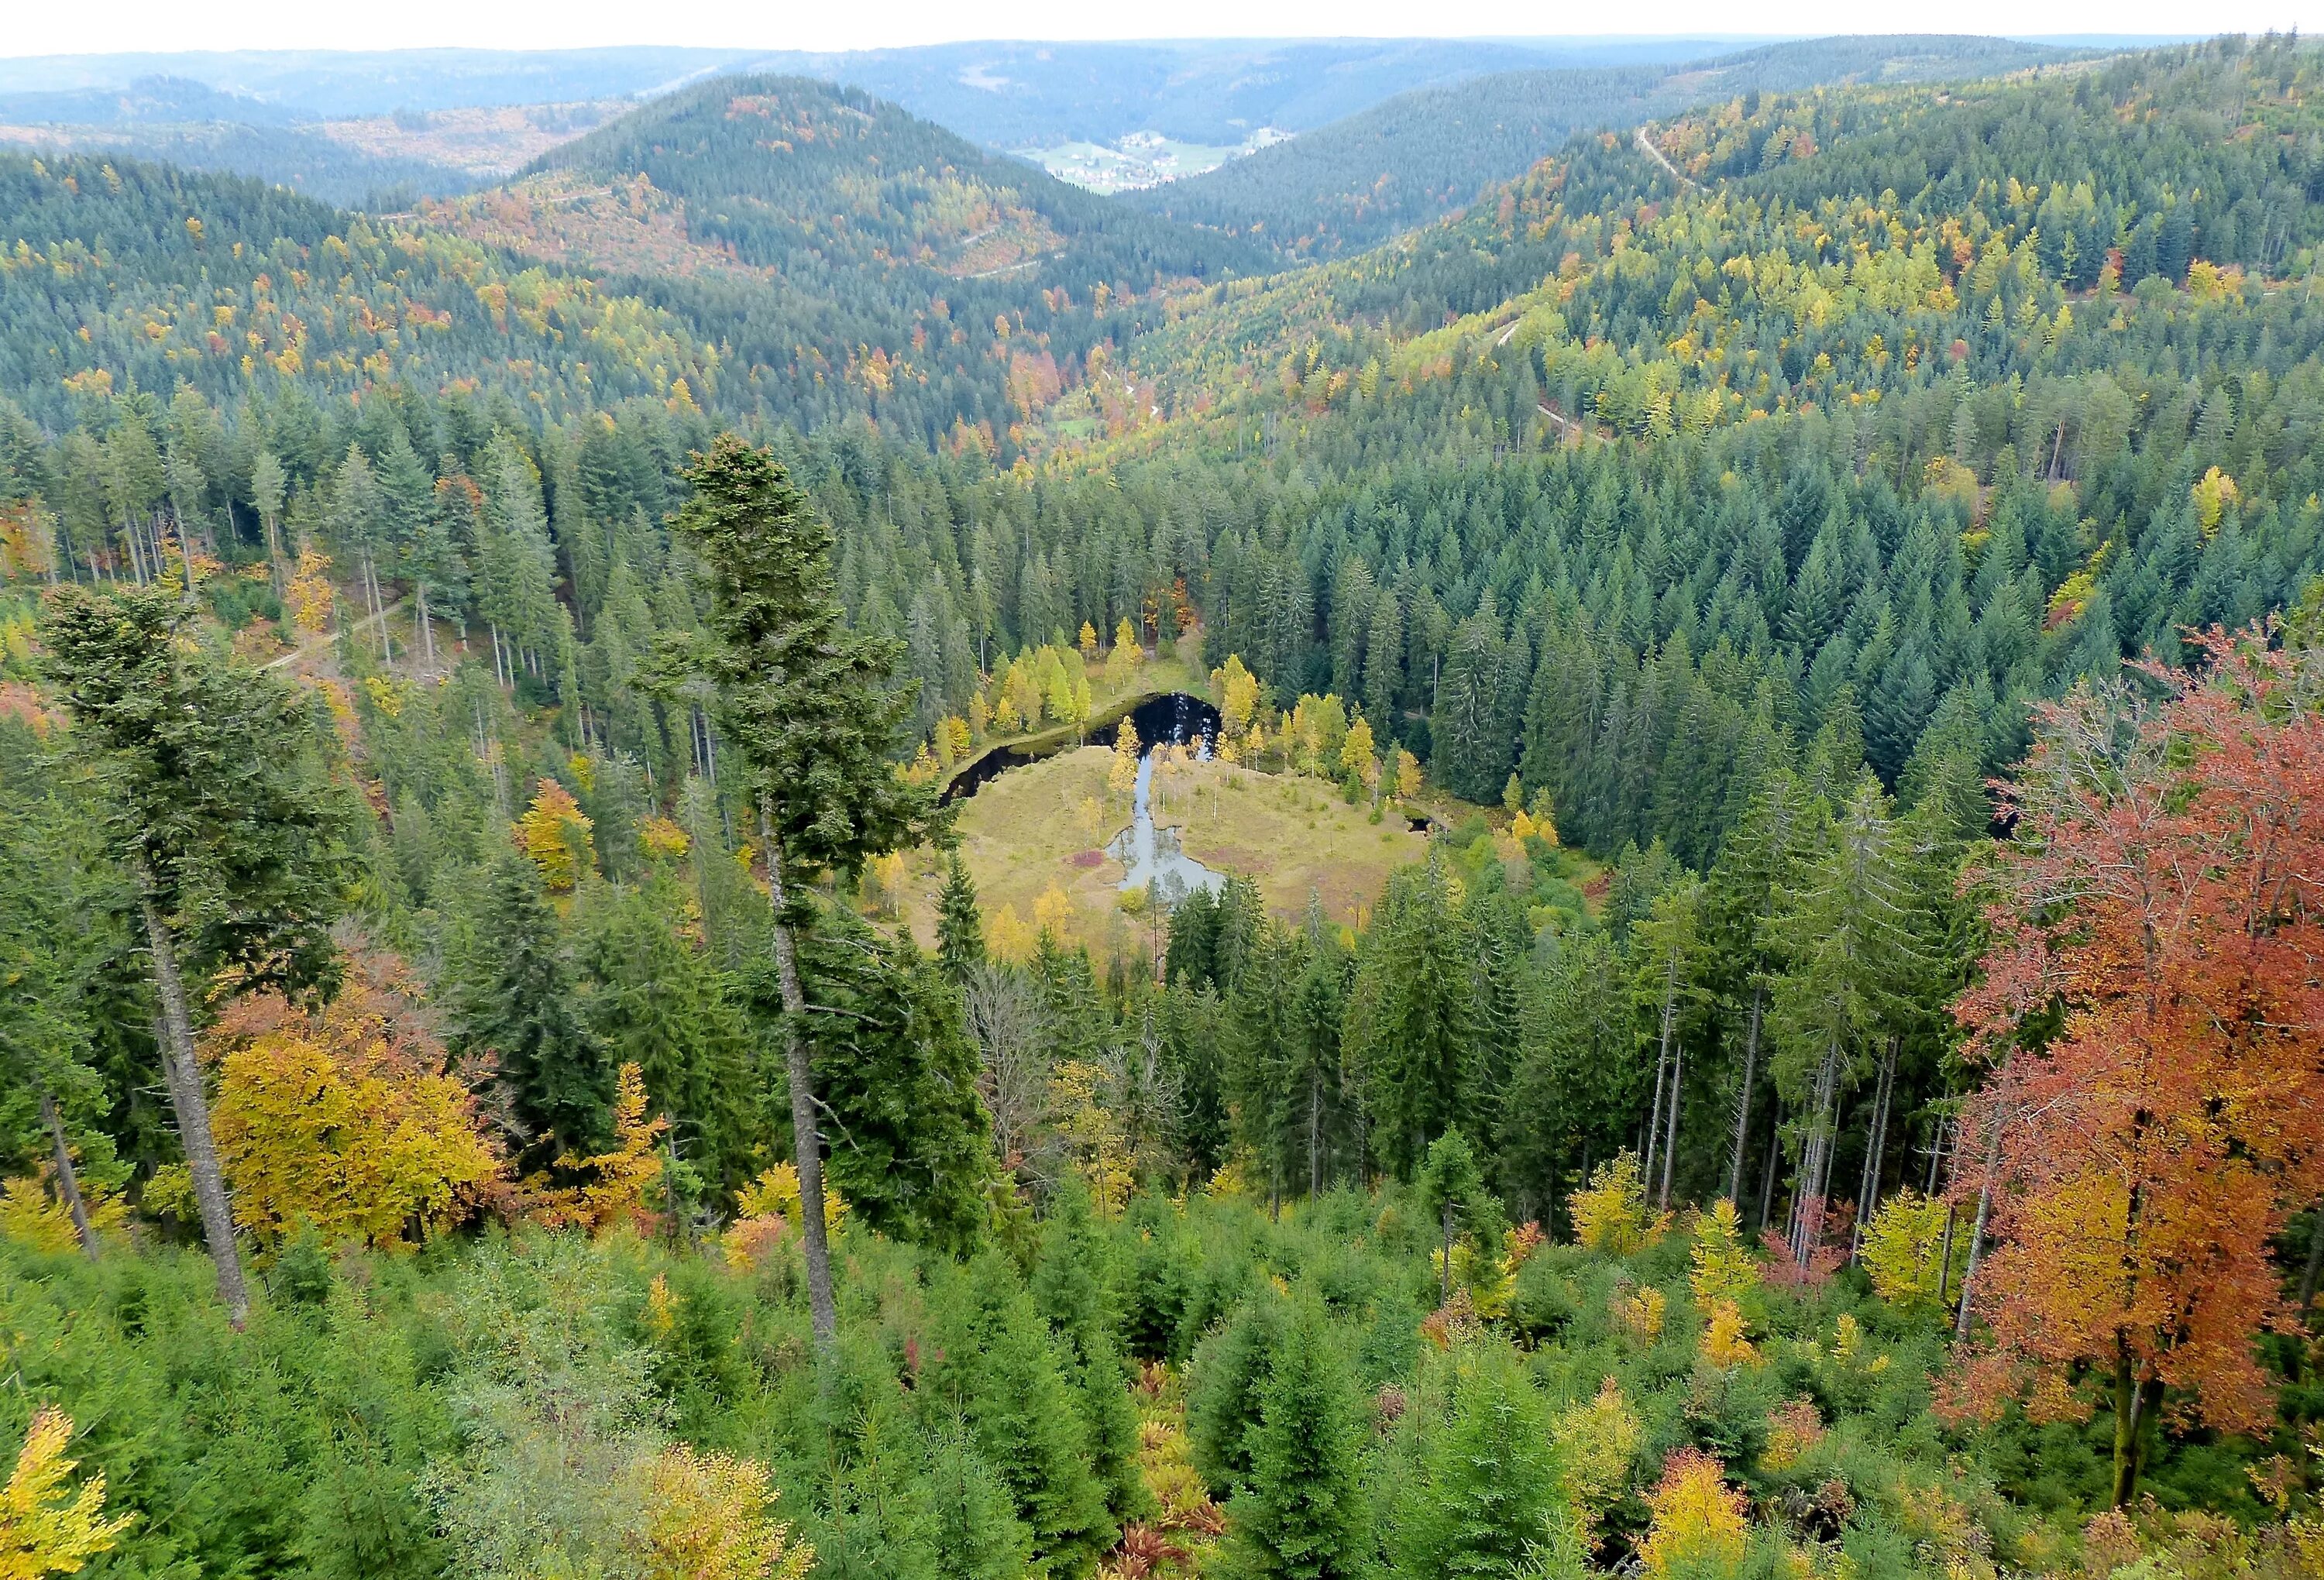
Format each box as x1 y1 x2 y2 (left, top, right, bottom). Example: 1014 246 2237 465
1 1408 132 1578
1953 632 2324 1499
203 955 503 1252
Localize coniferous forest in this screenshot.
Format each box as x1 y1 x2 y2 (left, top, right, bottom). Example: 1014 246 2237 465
1 30 2323 1580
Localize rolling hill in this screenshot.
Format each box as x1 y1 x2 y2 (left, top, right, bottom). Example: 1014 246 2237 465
1121 34 2071 258
0 77 485 207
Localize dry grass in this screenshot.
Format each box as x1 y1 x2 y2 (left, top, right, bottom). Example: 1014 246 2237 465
893 747 1428 957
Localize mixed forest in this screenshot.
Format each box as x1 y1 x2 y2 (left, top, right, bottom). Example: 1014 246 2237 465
2 30 2323 1580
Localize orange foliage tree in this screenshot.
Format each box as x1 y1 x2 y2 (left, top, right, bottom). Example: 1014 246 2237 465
1951 632 2324 1506
205 954 504 1251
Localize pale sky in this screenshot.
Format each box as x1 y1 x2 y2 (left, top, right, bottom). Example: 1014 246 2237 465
0 0 2316 57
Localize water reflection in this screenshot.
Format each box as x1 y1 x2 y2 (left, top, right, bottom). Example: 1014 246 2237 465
1107 693 1224 905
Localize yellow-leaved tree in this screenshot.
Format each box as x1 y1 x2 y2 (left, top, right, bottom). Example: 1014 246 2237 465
205 956 503 1252
1552 1380 1643 1546
1 1407 132 1578
638 1446 812 1580
531 1063 667 1235
1688 1199 1759 1306
1858 1190 1960 1314
515 778 596 894
1110 719 1142 796
1571 1152 1662 1254
1212 654 1260 741
1638 1448 1748 1580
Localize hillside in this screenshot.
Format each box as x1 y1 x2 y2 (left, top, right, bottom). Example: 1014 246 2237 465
748 37 1738 153
0 77 483 206
417 74 1266 448
5 38 2324 1580
1122 35 2068 258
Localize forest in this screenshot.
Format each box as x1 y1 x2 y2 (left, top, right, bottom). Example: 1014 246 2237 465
2 29 2323 1580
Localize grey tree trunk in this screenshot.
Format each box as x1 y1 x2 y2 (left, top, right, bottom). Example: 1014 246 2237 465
39 1090 98 1261
1955 1055 2013 1341
1725 984 1762 1202
138 883 249 1324
762 809 837 1349
1659 1041 1682 1208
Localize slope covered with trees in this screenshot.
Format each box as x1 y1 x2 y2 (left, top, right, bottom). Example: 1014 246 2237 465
1120 36 2067 258
2 33 2323 1580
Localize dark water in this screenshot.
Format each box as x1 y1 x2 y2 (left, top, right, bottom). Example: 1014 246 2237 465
940 691 1222 804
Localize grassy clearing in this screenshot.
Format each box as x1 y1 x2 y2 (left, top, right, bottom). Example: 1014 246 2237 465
895 748 1430 956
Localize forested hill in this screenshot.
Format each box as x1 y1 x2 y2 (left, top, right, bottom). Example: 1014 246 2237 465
0 77 484 208
0 99 1249 454
526 74 1261 290
9 39 2324 1576
1120 35 2067 259
408 74 1264 448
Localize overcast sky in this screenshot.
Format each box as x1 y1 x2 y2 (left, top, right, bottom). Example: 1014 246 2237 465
0 0 2314 57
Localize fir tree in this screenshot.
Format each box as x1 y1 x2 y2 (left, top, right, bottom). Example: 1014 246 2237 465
1387 1348 1571 1580
1223 1301 1369 1580
669 434 935 1350
937 852 986 984
455 851 614 1167
800 918 995 1255
41 582 356 1324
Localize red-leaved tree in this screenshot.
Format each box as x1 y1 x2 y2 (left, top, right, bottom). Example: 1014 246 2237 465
1950 630 2324 1506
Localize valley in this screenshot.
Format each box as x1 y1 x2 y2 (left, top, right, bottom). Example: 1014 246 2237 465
0 28 2322 1580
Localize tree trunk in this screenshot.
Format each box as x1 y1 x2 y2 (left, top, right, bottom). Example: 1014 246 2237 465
761 809 837 1351
416 582 435 672
1956 1121 2003 1341
2109 1355 2164 1507
1308 1069 1322 1200
137 880 249 1325
2299 1206 2323 1320
1726 984 1762 1202
1440 1199 1453 1306
1659 1039 1682 1208
171 508 198 604
1645 957 1676 1185
1852 1039 1897 1260
263 514 284 599
1756 1101 1782 1231
39 1090 98 1261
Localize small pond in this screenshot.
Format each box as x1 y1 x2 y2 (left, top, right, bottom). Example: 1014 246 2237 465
940 691 1226 904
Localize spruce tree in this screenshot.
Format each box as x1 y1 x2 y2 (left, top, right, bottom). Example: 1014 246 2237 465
1387 1348 1569 1580
1224 1302 1368 1580
933 1259 1116 1575
575 874 755 1196
1190 1293 1287 1496
801 919 995 1254
41 582 357 1322
669 434 934 1349
456 851 614 1166
1031 1186 1150 1526
937 852 986 983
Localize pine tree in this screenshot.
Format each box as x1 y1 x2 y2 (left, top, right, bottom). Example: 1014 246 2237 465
41 582 356 1324
1222 1301 1368 1580
670 434 935 1350
937 853 986 983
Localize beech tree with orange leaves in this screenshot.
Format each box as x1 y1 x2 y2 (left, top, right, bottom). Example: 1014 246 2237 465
1951 630 2324 1506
